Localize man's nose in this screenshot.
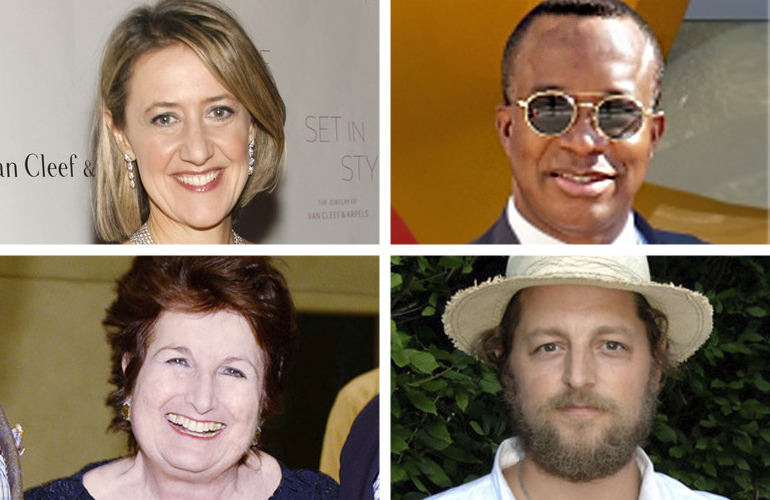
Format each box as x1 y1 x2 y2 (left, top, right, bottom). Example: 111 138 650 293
562 347 597 389
558 103 608 155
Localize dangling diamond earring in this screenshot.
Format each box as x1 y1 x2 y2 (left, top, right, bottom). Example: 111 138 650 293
247 140 255 176
124 154 136 189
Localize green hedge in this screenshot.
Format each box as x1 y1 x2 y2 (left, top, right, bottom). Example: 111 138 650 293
391 256 770 500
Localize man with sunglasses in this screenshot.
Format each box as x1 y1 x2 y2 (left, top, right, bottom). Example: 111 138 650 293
474 0 704 244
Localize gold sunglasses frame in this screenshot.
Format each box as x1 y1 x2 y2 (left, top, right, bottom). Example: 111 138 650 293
516 90 655 141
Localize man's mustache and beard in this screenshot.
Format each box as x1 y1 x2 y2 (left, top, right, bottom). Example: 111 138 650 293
501 364 661 483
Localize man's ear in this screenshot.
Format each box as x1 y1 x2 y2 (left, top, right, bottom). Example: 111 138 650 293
495 104 515 153
651 364 665 394
480 327 507 365
105 110 136 160
648 110 666 153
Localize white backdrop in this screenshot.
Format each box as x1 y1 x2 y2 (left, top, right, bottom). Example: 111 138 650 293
0 0 379 243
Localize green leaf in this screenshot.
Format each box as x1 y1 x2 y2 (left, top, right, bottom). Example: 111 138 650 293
391 272 403 289
734 433 753 453
469 421 484 435
656 422 678 444
438 256 465 269
456 391 469 412
392 349 410 368
738 331 765 343
754 376 770 392
391 463 407 483
406 389 437 415
426 419 453 444
417 456 453 488
415 432 451 451
478 372 502 394
391 327 410 349
392 432 409 454
419 379 447 392
746 305 767 317
721 343 753 355
702 461 718 477
406 349 440 374
716 455 734 467
669 446 687 458
408 471 428 494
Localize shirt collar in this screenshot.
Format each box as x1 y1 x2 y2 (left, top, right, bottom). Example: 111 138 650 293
505 196 645 245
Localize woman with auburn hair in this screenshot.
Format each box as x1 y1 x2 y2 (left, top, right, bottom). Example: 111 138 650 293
94 0 285 244
26 257 338 500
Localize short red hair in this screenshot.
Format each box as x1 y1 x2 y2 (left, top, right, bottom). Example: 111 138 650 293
104 256 297 452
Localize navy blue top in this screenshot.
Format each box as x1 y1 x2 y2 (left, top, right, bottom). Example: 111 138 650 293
25 461 338 500
339 395 379 500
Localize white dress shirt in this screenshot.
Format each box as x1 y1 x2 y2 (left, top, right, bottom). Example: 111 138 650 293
506 196 646 244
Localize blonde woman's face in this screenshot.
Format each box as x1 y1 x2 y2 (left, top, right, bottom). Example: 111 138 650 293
115 43 255 232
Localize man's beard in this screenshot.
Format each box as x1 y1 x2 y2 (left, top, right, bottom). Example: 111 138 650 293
502 367 660 483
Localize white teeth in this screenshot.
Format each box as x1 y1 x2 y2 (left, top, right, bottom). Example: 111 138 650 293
167 413 224 436
176 170 221 187
560 172 609 184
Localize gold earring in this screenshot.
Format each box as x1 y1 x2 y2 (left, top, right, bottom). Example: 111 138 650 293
251 426 262 447
121 401 131 422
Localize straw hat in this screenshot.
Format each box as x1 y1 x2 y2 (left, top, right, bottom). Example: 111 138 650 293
442 256 713 363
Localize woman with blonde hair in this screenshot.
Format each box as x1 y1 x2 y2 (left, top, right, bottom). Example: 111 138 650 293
94 0 285 244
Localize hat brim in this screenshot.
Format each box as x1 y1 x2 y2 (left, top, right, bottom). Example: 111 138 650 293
443 274 712 363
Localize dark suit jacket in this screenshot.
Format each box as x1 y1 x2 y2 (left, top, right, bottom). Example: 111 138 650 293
472 210 705 244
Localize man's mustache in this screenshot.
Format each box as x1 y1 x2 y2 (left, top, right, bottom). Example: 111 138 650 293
539 389 618 414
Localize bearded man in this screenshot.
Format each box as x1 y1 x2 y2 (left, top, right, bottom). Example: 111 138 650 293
429 255 726 500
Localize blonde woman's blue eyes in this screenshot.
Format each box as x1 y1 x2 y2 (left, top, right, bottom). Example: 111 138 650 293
150 107 233 126
151 113 177 127
209 106 235 120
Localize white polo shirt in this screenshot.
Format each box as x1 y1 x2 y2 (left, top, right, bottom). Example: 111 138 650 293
425 438 728 500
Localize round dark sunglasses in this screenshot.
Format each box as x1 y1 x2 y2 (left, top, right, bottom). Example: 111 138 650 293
516 90 654 140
